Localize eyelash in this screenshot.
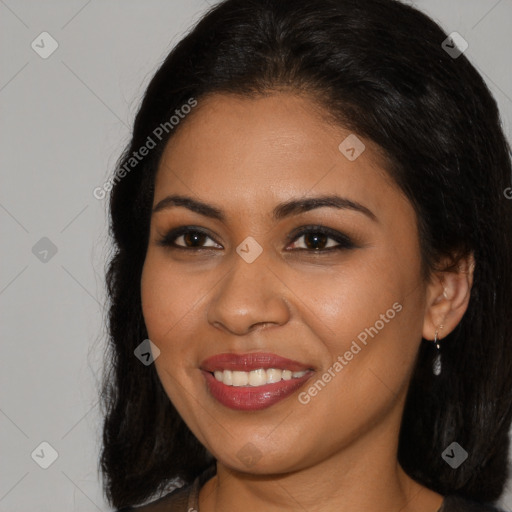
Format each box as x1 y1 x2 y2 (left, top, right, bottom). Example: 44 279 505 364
156 225 357 253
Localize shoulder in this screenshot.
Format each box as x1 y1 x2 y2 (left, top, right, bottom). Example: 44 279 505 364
115 483 192 512
441 494 507 512
115 464 216 512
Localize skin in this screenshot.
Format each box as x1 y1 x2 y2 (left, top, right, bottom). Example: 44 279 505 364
140 91 474 512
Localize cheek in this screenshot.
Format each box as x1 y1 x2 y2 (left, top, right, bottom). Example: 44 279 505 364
294 256 413 350
298 244 425 392
140 259 172 341
140 254 204 418
141 251 202 343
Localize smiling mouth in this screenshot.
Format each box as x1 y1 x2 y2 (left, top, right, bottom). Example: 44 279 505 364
201 369 314 410
199 351 315 410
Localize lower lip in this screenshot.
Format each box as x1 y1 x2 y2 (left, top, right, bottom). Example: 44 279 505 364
202 370 314 411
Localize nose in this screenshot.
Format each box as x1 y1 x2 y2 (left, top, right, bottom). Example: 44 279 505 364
207 248 291 336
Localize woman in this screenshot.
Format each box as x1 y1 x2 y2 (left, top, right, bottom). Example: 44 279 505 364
99 0 512 510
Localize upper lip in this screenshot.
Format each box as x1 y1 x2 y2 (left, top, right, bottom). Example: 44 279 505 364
200 352 313 372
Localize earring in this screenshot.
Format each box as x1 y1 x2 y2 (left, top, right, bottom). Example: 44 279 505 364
432 329 442 376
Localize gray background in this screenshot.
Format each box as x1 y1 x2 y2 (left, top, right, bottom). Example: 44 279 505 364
1 1 511 510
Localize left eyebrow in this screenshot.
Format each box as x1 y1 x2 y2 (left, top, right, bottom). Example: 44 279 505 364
152 193 377 223
272 195 377 222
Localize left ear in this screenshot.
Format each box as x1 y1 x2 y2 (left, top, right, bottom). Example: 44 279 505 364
422 252 475 341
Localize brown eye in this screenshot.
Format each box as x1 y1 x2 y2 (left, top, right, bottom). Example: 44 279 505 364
293 232 332 250
287 226 356 252
157 227 222 250
182 231 208 247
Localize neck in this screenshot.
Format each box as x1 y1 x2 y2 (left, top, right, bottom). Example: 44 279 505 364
199 405 443 512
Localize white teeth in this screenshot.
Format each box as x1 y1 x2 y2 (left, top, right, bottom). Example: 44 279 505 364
248 369 267 386
266 368 282 383
282 370 292 380
212 368 308 387
223 370 233 386
232 371 249 386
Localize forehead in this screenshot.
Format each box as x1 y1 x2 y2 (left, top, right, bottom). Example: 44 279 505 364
154 92 406 222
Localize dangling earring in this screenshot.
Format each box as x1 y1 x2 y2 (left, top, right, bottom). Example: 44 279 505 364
432 328 442 376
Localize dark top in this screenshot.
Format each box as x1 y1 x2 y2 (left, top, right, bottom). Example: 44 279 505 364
117 465 506 511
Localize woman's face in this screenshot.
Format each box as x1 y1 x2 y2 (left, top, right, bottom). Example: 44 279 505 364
141 91 430 474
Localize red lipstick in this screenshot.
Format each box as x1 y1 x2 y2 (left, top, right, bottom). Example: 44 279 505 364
200 352 314 411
